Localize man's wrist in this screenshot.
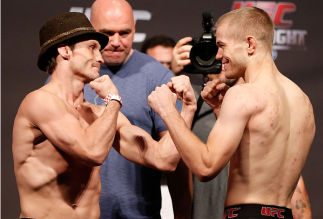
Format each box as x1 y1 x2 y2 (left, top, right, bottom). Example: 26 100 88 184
104 94 122 107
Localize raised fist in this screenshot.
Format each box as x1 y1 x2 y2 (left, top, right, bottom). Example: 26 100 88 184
167 75 196 107
201 79 229 111
89 75 119 98
148 84 177 117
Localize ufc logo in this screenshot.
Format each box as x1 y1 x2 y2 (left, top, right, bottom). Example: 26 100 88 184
261 207 285 218
231 1 296 28
223 207 239 219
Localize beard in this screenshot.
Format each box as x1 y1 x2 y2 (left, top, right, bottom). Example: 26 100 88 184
101 49 130 66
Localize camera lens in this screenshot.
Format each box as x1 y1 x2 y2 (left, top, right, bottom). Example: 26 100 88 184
190 42 219 70
196 44 215 63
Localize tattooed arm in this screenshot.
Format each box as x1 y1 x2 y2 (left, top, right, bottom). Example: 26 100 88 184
291 175 312 219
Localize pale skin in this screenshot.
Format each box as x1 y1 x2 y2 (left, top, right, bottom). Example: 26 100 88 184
172 35 312 217
147 45 174 69
145 42 193 218
149 20 315 212
291 175 312 219
13 38 196 219
91 0 194 218
90 0 135 66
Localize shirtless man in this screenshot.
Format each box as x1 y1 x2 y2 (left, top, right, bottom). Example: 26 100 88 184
12 12 196 219
148 7 315 219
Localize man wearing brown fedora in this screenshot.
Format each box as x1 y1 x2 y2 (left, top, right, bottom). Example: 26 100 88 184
12 12 196 219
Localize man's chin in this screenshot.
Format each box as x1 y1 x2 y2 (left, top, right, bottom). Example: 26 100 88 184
101 56 124 66
104 61 123 66
85 76 97 84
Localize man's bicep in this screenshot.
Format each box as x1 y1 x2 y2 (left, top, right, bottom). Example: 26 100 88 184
116 112 131 130
114 121 159 168
206 91 251 167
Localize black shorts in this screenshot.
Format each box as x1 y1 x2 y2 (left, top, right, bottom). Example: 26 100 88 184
223 204 293 219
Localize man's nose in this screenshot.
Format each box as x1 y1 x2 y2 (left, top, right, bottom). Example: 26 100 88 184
216 49 222 60
110 34 120 47
96 51 104 64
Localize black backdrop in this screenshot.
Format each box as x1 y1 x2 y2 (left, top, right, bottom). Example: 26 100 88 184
2 0 323 218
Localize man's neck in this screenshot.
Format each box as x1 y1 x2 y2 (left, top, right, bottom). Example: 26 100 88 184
234 77 246 86
48 69 86 107
243 53 275 83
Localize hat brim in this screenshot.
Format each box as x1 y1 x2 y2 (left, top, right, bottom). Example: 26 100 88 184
37 31 109 72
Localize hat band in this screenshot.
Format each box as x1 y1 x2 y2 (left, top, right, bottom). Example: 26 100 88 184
40 27 95 51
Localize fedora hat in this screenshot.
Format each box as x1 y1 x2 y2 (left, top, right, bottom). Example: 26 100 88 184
37 12 109 72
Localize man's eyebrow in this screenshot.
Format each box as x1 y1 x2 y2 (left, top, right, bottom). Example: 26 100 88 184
97 28 111 33
98 28 132 33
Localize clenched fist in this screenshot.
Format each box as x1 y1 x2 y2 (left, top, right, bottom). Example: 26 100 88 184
89 75 119 98
148 84 177 118
201 79 229 112
167 75 196 107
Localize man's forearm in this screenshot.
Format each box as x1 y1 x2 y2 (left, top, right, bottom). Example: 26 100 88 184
292 175 312 219
154 103 196 171
160 105 211 180
180 102 197 129
82 101 121 165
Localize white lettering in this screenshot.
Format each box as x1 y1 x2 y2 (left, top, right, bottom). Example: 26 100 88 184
273 29 307 48
295 30 307 46
70 7 85 13
133 10 152 42
275 29 287 45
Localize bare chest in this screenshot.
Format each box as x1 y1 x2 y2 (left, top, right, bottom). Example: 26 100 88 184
66 102 102 129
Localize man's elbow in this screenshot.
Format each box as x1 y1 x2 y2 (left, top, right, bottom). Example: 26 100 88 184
83 151 109 167
194 168 216 182
156 158 179 172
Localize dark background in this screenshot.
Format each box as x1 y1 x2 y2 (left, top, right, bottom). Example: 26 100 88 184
2 0 323 218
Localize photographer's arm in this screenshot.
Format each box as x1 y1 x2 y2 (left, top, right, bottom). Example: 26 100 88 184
171 37 193 76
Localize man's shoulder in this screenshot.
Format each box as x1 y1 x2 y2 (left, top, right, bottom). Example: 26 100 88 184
15 89 61 125
225 83 254 99
224 83 264 113
23 88 57 106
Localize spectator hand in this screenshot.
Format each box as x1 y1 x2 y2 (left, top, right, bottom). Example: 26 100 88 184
171 37 193 76
89 75 119 98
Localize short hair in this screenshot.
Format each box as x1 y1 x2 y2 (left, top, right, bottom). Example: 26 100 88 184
141 35 176 54
45 40 76 75
215 6 274 50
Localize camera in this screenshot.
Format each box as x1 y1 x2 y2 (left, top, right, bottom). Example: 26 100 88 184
184 9 222 74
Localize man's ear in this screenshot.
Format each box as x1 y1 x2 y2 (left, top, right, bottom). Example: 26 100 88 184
246 36 257 56
57 44 71 59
